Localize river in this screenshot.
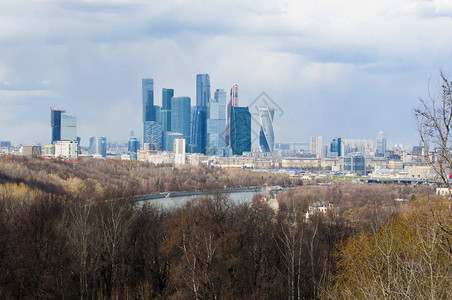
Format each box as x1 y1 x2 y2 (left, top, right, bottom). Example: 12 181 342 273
137 189 270 209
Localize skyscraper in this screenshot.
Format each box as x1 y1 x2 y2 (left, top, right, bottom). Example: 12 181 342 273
310 136 323 158
330 138 342 157
206 89 227 155
226 83 238 147
171 97 191 151
377 131 387 157
259 106 275 153
51 107 77 144
162 88 174 131
191 74 210 153
142 78 154 122
196 74 210 107
230 106 251 156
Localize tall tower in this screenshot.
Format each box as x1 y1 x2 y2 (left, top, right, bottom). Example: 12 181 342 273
161 88 174 132
192 74 210 153
377 131 387 157
226 83 238 147
206 89 227 155
259 106 275 153
142 78 155 142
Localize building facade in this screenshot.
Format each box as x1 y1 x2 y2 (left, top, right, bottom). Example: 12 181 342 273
142 78 155 143
206 89 227 155
344 154 366 174
54 140 78 160
143 121 163 150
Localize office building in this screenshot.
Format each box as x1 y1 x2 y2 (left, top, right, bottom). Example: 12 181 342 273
162 88 174 131
171 97 191 151
174 138 186 166
230 106 251 155
226 83 238 147
51 107 77 143
342 139 374 156
143 121 163 150
259 106 275 153
191 74 210 153
344 154 366 174
330 138 342 157
206 89 227 155
376 131 387 157
89 137 107 157
54 140 78 160
163 131 183 152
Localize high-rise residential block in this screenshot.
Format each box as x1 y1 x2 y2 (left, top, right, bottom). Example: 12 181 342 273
171 97 191 151
230 106 251 156
54 140 78 160
259 106 275 153
51 107 77 144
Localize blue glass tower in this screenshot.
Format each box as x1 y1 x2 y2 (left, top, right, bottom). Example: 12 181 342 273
89 137 107 157
162 88 174 131
191 74 210 153
142 78 155 143
258 106 275 153
171 97 191 151
207 89 226 155
230 106 251 156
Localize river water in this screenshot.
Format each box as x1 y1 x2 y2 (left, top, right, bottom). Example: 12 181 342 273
138 189 267 209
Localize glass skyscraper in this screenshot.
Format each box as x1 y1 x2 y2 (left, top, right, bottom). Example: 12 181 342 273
171 97 191 151
259 106 275 153
162 88 174 131
376 131 387 157
207 89 226 155
51 107 77 144
142 78 155 143
191 74 210 153
230 106 251 156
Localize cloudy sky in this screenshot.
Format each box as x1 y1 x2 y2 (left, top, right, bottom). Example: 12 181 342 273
2 0 452 147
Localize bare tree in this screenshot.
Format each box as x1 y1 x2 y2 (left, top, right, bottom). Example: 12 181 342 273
415 71 452 192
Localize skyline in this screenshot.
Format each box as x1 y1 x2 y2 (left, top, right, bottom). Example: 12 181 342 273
2 1 452 146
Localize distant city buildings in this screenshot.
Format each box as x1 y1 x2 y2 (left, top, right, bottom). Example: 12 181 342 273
89 137 107 157
310 136 323 158
174 138 186 166
206 89 227 155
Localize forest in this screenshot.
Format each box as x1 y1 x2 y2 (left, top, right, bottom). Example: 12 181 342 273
0 155 451 299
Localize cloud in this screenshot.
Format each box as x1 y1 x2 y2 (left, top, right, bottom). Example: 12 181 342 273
0 0 450 147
